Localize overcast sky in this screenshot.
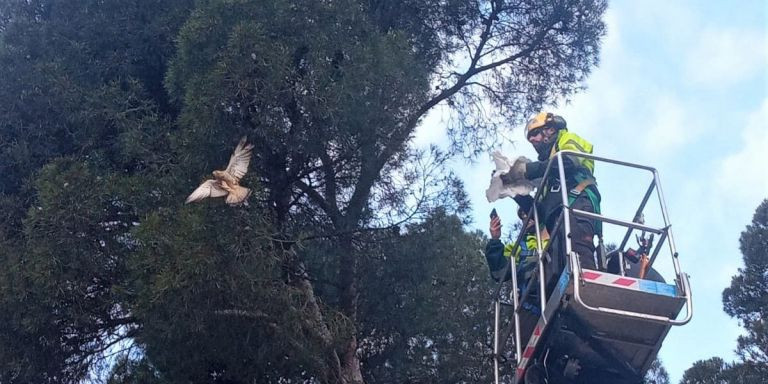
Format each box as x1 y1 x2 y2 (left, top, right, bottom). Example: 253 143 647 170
415 1 767 382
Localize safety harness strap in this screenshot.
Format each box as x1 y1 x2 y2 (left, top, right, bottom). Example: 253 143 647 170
569 178 595 196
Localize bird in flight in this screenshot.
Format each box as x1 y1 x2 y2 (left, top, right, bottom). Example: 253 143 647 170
185 137 254 206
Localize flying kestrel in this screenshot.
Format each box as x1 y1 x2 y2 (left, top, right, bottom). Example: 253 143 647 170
185 137 254 206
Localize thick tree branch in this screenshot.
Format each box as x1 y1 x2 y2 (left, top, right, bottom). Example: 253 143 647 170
320 150 341 218
412 11 560 126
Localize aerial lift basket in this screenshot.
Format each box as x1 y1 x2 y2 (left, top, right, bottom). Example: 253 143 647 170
491 151 692 384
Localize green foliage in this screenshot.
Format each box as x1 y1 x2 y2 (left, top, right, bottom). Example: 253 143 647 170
0 0 193 382
0 0 191 195
0 0 608 382
106 355 167 384
643 358 670 384
682 200 768 384
680 357 766 384
126 205 336 383
166 0 436 229
356 210 493 382
723 199 768 365
0 158 138 382
680 357 731 384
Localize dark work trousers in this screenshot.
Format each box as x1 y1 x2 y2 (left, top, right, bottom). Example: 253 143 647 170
541 193 598 297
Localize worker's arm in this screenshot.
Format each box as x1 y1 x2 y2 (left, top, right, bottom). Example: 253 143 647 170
524 155 579 180
485 239 512 282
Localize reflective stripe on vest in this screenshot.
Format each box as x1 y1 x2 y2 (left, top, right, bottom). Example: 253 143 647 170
503 234 548 263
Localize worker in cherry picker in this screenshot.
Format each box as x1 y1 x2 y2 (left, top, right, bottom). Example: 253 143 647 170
502 112 602 286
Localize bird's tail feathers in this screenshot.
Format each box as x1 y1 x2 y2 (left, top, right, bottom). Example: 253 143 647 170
226 185 251 206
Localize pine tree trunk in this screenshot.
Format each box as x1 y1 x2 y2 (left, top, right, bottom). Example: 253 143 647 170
338 236 365 384
340 335 364 384
280 248 344 382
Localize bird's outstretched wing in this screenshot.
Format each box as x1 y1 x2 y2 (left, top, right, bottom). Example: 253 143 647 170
225 185 251 206
186 180 228 204
225 137 254 181
492 150 512 172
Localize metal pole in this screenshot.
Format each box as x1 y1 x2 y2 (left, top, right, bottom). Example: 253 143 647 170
653 170 685 292
556 153 574 268
533 198 547 318
510 255 522 364
619 251 626 276
648 230 668 267
571 209 666 235
618 180 656 251
557 150 658 172
494 300 500 384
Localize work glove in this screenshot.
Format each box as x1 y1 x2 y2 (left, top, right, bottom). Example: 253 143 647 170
509 156 529 181
499 156 529 185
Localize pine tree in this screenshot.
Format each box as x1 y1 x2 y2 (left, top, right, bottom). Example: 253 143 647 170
681 199 768 384
0 0 608 382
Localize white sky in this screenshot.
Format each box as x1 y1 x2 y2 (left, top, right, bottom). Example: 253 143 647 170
415 1 767 382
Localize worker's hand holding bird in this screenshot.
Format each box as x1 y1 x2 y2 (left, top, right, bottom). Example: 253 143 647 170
185 137 254 206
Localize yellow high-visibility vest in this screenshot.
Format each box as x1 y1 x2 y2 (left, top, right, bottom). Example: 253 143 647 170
550 130 594 176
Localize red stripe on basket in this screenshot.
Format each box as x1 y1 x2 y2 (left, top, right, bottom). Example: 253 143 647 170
612 277 636 287
583 271 602 280
523 346 534 359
